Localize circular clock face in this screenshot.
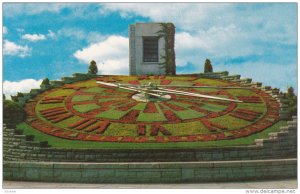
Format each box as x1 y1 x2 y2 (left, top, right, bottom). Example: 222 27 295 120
24 75 280 143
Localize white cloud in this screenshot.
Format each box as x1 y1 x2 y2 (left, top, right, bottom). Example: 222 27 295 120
57 28 86 40
3 79 43 97
3 26 8 34
73 35 129 75
47 30 56 39
3 40 31 57
17 28 25 33
101 3 296 64
101 3 233 31
3 3 73 17
22 33 46 42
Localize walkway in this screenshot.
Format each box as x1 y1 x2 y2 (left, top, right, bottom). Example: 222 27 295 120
3 179 297 189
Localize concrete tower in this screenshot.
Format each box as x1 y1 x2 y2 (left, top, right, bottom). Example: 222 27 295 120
129 23 176 75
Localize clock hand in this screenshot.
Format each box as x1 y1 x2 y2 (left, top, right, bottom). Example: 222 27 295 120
96 81 162 97
156 85 251 89
96 81 242 102
153 87 242 103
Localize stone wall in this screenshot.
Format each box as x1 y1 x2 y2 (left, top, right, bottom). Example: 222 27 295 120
3 116 297 162
3 158 296 183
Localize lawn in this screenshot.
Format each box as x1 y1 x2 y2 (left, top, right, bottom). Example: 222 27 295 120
73 104 100 113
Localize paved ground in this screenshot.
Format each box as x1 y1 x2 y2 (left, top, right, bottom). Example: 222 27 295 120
2 179 298 189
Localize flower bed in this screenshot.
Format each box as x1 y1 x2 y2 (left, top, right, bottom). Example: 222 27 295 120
69 119 90 129
162 110 181 122
74 119 97 130
120 110 140 123
42 110 68 117
162 102 186 111
96 121 110 134
40 107 65 114
238 96 262 103
84 123 101 133
143 102 158 113
62 84 85 91
128 80 140 85
21 75 282 144
150 124 171 136
137 124 146 136
160 79 172 85
115 102 139 111
138 75 149 80
201 119 227 132
230 109 261 121
40 96 66 104
51 114 73 123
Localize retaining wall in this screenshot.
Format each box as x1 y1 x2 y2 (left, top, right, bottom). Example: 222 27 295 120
3 159 296 183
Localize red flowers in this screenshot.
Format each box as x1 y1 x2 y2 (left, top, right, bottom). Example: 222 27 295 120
162 102 186 111
150 124 171 136
238 96 262 103
160 79 172 85
201 119 227 132
120 110 140 123
137 124 146 136
138 75 149 80
128 80 140 85
230 109 261 122
115 102 139 111
40 96 66 104
143 102 158 113
162 110 181 122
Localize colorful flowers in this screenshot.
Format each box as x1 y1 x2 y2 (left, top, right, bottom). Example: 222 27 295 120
120 110 140 123
128 80 140 85
143 102 158 113
160 79 172 85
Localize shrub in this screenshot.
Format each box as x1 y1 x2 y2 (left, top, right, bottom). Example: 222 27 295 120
3 100 26 126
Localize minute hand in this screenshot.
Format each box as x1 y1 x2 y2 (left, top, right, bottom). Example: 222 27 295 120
155 88 242 103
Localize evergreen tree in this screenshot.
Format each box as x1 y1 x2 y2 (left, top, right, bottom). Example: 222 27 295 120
88 60 98 74
204 59 213 73
41 78 50 87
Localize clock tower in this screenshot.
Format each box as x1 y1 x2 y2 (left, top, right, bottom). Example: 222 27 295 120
129 23 176 75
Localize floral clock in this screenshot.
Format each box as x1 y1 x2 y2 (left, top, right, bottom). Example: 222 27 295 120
24 75 280 143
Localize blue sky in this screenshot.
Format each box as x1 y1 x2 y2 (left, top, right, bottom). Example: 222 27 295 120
2 3 298 96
